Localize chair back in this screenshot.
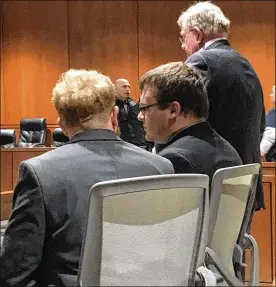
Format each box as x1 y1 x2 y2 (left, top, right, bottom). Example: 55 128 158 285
208 164 260 275
78 174 209 287
0 129 16 148
51 128 69 147
18 118 47 147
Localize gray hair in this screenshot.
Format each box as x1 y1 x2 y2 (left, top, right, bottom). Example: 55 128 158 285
177 1 230 36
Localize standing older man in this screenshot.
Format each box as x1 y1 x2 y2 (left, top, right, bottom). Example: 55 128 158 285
0 70 174 287
177 1 265 210
138 61 242 180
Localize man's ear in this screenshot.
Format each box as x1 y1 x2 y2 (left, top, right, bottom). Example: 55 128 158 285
169 101 181 118
194 27 204 44
57 116 69 137
111 106 119 132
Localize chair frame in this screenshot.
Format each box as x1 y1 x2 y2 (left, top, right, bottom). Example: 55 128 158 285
78 174 209 287
206 163 260 287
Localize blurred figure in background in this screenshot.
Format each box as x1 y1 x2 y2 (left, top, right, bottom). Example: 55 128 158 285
261 85 276 161
114 78 152 150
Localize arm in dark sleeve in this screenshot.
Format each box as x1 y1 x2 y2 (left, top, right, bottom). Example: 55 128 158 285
128 103 147 146
0 161 45 287
159 149 195 174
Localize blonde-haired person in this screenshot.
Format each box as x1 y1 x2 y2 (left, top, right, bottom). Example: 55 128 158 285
0 69 174 287
177 1 265 211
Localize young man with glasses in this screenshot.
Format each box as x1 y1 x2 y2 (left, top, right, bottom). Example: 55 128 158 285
138 62 242 180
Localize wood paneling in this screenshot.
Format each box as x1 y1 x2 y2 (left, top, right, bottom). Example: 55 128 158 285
138 1 186 77
12 149 48 187
0 148 54 220
0 151 12 192
1 1 68 126
0 191 13 221
247 181 273 283
68 1 139 101
0 1 275 124
214 1 276 111
1 1 3 125
246 162 276 285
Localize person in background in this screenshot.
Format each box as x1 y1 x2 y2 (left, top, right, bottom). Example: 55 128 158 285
261 85 276 161
114 78 152 150
0 69 174 287
138 61 242 181
177 1 266 211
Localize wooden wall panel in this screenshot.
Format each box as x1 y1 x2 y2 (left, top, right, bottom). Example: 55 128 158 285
68 1 139 101
0 1 275 120
247 181 273 283
1 1 3 125
214 1 275 111
1 1 68 126
0 152 12 192
138 1 186 78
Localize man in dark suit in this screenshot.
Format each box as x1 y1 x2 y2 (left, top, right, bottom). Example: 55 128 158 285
0 69 174 287
114 78 149 148
138 62 242 181
177 1 265 210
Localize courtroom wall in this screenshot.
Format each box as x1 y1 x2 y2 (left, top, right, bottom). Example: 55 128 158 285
1 1 275 130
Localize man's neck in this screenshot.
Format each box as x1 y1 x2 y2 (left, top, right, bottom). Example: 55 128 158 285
155 117 205 144
67 122 116 140
171 117 205 135
201 32 228 49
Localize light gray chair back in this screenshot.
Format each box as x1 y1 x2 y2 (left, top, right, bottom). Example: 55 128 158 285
207 164 260 285
78 174 209 287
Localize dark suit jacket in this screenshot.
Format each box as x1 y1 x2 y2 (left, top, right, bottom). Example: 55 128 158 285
186 39 265 209
116 98 147 146
0 129 174 287
158 121 242 181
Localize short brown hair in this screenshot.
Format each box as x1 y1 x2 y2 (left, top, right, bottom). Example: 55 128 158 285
52 69 115 128
139 62 209 119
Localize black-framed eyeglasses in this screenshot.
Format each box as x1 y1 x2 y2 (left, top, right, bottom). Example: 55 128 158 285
139 102 160 115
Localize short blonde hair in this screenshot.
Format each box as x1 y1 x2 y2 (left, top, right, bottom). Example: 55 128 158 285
177 1 230 36
52 69 115 128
